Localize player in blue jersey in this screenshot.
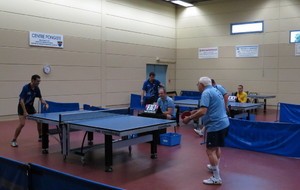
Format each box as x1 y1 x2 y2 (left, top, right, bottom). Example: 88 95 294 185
183 76 229 185
141 72 164 105
194 79 229 137
11 75 48 147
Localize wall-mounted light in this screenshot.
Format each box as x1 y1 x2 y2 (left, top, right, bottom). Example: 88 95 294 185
165 0 194 7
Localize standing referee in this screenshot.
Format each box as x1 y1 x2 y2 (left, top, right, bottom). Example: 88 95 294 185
183 76 229 185
11 74 48 147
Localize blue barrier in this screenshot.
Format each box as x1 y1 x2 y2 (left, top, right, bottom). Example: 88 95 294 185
180 90 201 97
83 104 107 111
279 102 300 124
0 157 28 190
83 104 133 115
226 118 300 158
28 163 123 190
42 100 79 113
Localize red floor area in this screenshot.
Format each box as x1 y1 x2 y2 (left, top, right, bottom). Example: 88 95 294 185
1 109 299 190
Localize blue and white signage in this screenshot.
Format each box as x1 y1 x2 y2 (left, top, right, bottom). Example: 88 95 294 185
29 31 64 48
236 45 259 58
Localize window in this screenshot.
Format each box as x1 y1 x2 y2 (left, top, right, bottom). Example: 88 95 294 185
231 21 264 35
290 30 300 43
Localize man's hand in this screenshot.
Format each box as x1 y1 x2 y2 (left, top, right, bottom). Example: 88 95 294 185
44 103 49 111
24 112 29 118
182 116 191 124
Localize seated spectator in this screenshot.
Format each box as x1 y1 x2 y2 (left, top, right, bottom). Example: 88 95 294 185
157 88 175 120
235 85 247 103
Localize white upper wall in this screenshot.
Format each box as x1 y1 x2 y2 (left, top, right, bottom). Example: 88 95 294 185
176 0 300 105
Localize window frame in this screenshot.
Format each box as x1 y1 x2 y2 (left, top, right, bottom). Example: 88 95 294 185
230 21 264 35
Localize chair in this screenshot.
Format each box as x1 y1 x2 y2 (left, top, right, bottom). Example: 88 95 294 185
130 94 145 114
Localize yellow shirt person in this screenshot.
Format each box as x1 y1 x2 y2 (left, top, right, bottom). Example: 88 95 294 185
236 85 247 103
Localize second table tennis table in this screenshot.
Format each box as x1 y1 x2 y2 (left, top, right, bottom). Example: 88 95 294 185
28 108 176 172
174 99 263 125
247 94 276 112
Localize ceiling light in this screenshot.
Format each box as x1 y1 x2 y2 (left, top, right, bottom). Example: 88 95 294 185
170 0 194 7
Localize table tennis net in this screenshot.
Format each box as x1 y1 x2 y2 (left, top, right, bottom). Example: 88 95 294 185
60 108 130 122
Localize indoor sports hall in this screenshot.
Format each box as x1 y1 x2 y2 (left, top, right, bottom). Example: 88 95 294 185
0 0 300 190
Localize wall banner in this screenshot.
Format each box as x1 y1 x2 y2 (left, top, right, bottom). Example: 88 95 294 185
29 31 64 48
198 47 218 59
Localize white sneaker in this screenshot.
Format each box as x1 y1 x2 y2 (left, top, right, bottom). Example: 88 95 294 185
11 141 18 147
193 129 203 136
207 164 213 173
203 176 222 185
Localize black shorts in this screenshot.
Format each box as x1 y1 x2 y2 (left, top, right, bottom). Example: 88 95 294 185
18 104 36 116
206 127 229 148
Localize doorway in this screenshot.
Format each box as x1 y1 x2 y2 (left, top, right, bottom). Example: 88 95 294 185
146 64 167 88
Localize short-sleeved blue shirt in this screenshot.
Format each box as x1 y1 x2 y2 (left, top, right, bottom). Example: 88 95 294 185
200 86 229 132
142 79 161 99
19 83 42 105
157 96 175 117
213 83 227 96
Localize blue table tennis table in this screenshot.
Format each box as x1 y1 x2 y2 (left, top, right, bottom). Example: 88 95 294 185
28 109 176 172
174 99 263 125
247 94 276 112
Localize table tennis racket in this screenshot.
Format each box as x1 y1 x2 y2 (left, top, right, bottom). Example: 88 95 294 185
181 111 191 120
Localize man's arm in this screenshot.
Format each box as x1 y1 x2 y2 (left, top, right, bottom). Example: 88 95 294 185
159 83 164 87
223 93 229 113
141 90 146 104
183 107 207 124
39 98 49 110
163 107 173 115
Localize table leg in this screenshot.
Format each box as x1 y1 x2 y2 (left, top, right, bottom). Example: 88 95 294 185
105 134 113 172
62 124 69 159
247 110 250 120
41 123 49 154
264 99 267 113
254 99 258 113
87 132 93 145
176 105 180 126
150 130 158 159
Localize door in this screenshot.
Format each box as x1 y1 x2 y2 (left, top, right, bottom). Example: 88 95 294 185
146 64 167 87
